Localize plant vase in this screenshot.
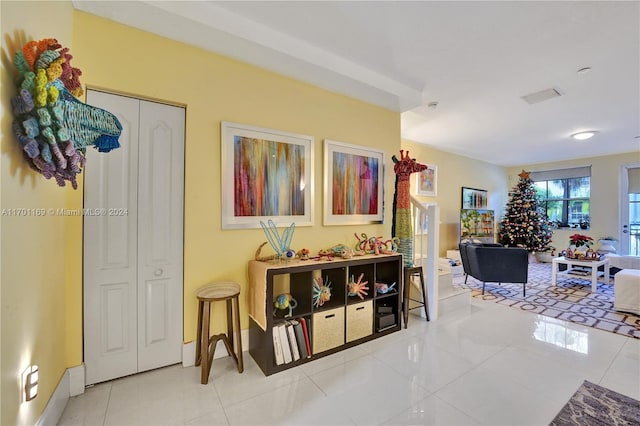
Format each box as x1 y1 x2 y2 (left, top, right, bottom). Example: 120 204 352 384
598 239 617 254
535 252 554 263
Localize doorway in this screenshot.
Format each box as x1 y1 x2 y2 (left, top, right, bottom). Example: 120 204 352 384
83 90 185 385
621 163 640 255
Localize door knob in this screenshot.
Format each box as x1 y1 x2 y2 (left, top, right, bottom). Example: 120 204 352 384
154 268 163 276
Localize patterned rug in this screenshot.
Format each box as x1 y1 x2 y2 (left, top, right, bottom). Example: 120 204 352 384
459 263 640 339
550 380 640 425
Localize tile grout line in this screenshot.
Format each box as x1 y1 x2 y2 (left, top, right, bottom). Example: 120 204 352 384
101 383 112 426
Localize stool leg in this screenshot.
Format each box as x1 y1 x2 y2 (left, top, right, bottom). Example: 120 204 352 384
403 270 410 328
226 298 234 350
200 302 211 384
195 299 203 366
234 295 244 373
419 269 430 322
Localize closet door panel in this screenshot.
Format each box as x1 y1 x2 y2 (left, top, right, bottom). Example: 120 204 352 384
84 91 140 384
137 100 185 371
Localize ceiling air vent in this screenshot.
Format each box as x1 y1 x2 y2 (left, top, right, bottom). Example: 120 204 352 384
521 87 563 104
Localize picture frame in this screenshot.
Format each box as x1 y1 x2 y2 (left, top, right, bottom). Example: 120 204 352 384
461 186 488 209
460 209 495 243
415 202 433 235
416 165 437 196
221 121 314 229
323 139 384 225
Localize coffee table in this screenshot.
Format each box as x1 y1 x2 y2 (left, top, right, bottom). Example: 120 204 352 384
551 256 610 293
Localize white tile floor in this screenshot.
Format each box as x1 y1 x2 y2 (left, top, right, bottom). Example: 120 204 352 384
59 299 640 425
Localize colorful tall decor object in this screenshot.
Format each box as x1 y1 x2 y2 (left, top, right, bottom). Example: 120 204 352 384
10 38 122 189
498 170 552 252
392 150 428 267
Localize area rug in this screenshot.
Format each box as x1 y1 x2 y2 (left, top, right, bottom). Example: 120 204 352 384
459 263 640 339
550 380 640 425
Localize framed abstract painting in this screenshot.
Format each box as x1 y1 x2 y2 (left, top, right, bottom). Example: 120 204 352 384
416 165 437 196
461 186 488 209
221 122 314 229
323 139 384 225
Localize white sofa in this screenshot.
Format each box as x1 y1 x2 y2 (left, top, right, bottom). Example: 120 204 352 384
606 254 640 315
606 254 640 270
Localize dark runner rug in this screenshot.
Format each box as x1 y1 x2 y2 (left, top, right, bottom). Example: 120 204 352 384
550 380 640 425
459 263 640 339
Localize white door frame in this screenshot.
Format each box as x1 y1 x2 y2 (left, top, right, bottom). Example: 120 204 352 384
620 162 640 255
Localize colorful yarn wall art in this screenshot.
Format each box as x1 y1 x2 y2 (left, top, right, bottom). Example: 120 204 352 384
10 38 122 189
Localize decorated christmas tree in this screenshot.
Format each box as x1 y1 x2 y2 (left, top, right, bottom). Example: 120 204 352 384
498 170 552 252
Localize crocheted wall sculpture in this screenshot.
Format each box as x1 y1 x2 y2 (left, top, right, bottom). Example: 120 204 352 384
10 38 122 189
392 150 428 267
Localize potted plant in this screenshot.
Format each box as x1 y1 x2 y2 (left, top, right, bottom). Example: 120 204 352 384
579 216 590 230
597 236 618 254
535 245 556 263
567 233 593 256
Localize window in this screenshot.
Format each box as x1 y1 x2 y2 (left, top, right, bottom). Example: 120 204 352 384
530 167 591 229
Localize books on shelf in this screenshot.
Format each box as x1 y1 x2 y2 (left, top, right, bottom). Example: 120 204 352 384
567 267 591 276
299 317 312 357
291 319 308 359
272 324 284 365
273 317 312 365
286 322 300 361
277 323 293 364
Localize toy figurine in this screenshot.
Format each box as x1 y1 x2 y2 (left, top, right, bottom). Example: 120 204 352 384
348 273 369 300
312 276 332 307
274 293 297 317
375 281 396 294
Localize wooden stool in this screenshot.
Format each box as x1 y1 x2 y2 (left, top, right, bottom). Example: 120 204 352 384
195 281 243 384
403 266 430 327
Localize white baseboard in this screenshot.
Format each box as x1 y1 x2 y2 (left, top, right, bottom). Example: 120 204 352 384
68 365 85 397
182 328 249 367
36 364 84 426
182 341 196 367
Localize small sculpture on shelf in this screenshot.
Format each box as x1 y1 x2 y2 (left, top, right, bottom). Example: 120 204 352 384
353 233 399 255
274 293 297 317
347 273 369 300
312 276 332 307
298 248 310 260
260 219 295 263
375 281 396 294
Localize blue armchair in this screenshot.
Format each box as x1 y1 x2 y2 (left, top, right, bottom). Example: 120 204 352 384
459 243 529 296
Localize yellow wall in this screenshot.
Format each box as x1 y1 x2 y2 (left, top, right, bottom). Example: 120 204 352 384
507 151 640 253
1 4 634 424
71 11 400 345
1 2 78 425
401 139 508 255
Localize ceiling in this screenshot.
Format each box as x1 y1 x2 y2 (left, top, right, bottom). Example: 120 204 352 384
72 1 640 167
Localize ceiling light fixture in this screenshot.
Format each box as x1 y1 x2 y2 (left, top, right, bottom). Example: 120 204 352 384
571 131 598 141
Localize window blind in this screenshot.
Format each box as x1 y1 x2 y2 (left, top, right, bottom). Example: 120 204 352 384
628 167 640 194
529 166 591 182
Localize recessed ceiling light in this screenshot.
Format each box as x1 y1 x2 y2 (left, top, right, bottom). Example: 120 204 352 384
571 131 598 140
577 67 592 74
